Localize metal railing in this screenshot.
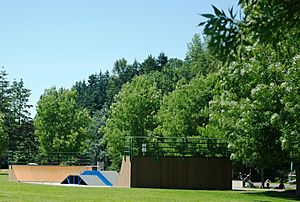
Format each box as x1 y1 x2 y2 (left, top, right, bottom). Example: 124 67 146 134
123 136 229 158
7 150 95 166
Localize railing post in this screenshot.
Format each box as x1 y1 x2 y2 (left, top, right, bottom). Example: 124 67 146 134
155 137 159 161
130 136 133 157
7 150 12 166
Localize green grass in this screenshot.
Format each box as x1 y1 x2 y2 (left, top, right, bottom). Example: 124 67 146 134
0 169 8 175
0 175 298 202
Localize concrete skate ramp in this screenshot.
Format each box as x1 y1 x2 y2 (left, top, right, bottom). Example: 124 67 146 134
80 175 106 186
101 171 118 185
10 165 89 182
81 170 112 186
81 170 118 186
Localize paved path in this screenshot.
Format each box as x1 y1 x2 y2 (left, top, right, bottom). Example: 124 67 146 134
232 180 296 191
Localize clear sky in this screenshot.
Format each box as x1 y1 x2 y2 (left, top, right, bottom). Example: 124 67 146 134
0 0 238 117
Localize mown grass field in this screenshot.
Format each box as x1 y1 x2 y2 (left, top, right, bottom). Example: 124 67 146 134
0 174 298 202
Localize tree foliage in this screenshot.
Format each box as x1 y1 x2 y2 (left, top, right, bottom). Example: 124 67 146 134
106 59 140 106
200 0 300 63
280 55 300 161
200 0 300 189
34 87 91 155
102 75 162 169
155 74 216 138
180 34 220 80
9 79 34 152
0 67 11 155
74 71 110 115
0 68 34 163
84 109 108 164
209 46 287 169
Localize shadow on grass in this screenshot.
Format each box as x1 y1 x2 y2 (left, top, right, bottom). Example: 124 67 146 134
244 190 299 201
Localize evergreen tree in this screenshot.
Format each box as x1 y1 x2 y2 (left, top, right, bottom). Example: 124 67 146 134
9 79 33 152
0 67 11 156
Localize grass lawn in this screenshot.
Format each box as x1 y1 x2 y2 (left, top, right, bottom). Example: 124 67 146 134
0 175 298 202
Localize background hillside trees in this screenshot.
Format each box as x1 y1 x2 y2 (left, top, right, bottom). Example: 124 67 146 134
74 71 110 115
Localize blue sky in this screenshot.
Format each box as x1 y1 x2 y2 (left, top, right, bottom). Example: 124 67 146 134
0 0 238 116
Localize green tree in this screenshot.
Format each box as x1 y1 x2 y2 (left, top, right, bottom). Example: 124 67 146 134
207 45 290 187
140 55 159 74
143 59 183 96
200 1 300 191
239 0 300 49
10 79 32 124
84 109 108 166
9 79 33 151
155 74 216 139
102 75 162 170
200 0 300 63
74 71 110 114
34 87 91 156
0 67 11 114
157 52 168 70
178 34 220 81
280 55 300 192
112 58 139 83
106 59 139 106
7 79 36 164
0 67 11 155
0 68 35 165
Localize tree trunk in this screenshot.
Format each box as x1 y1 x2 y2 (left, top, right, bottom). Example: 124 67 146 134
261 168 265 188
296 165 300 197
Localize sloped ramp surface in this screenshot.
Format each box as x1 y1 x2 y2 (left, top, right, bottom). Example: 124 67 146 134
101 171 118 185
80 175 105 186
81 170 113 186
9 165 87 183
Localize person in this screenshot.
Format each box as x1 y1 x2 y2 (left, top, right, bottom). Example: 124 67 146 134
238 172 245 187
265 179 270 189
274 180 285 189
278 181 285 189
238 172 255 188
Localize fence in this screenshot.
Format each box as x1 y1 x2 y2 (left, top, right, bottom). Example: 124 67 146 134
123 136 229 158
7 150 94 166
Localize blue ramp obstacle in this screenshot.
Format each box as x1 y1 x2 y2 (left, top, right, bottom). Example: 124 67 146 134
61 170 118 186
81 170 112 186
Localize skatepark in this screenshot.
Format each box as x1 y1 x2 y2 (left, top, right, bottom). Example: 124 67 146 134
9 136 232 190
